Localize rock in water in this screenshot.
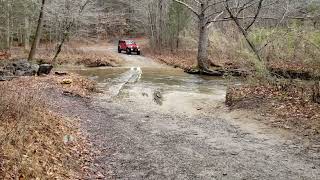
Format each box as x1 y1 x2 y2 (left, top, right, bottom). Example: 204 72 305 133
153 90 163 105
37 64 53 75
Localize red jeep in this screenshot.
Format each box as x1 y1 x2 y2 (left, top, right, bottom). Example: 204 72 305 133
118 40 141 55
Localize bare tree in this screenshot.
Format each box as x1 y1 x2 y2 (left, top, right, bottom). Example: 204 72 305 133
172 0 281 73
52 0 92 63
28 0 46 61
225 0 264 62
172 0 229 72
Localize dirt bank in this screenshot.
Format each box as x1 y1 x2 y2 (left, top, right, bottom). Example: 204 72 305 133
226 82 320 141
0 74 96 179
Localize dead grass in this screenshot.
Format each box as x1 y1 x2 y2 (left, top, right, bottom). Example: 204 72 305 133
226 80 320 138
0 74 96 179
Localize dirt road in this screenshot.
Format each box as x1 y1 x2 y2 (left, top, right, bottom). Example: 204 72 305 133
54 46 319 179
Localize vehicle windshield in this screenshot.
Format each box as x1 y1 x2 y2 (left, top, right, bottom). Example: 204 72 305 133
126 40 135 44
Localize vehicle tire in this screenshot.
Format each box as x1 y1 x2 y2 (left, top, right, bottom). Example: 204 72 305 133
126 48 131 55
137 51 141 55
118 47 121 53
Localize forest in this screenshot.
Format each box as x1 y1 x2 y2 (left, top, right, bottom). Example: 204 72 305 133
0 0 320 179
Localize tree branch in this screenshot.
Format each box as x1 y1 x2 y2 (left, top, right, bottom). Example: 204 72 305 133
206 11 225 25
203 0 225 12
172 0 200 17
245 0 264 31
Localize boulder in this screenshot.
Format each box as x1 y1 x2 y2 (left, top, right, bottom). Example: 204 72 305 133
4 59 38 76
12 59 31 71
4 63 15 73
0 69 13 76
31 64 40 74
15 70 26 76
37 64 53 75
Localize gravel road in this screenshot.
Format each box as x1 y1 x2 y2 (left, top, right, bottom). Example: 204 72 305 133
50 47 320 179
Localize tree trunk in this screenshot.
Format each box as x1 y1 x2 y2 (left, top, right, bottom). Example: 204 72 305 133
28 0 46 61
52 22 73 63
6 1 10 49
158 0 164 54
176 13 180 50
227 9 262 62
312 81 320 104
197 13 209 71
52 32 68 63
24 17 30 51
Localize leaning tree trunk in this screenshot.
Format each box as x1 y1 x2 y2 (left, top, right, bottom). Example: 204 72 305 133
52 24 72 63
197 13 209 71
232 17 262 62
28 0 46 61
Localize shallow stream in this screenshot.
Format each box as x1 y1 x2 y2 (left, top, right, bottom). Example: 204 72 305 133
66 66 236 115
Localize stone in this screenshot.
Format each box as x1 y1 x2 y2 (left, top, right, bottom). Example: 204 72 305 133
55 71 68 76
63 135 75 144
13 59 31 71
0 72 15 81
0 69 14 81
0 69 13 76
63 91 81 97
15 70 25 76
62 79 73 84
4 59 37 76
37 64 53 75
4 64 15 73
0 76 9 81
31 64 40 73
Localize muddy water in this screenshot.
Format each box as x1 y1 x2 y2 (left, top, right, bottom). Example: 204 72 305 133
68 66 234 115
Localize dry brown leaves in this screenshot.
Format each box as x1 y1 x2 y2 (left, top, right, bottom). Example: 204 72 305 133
226 82 320 137
0 51 11 60
0 75 96 179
